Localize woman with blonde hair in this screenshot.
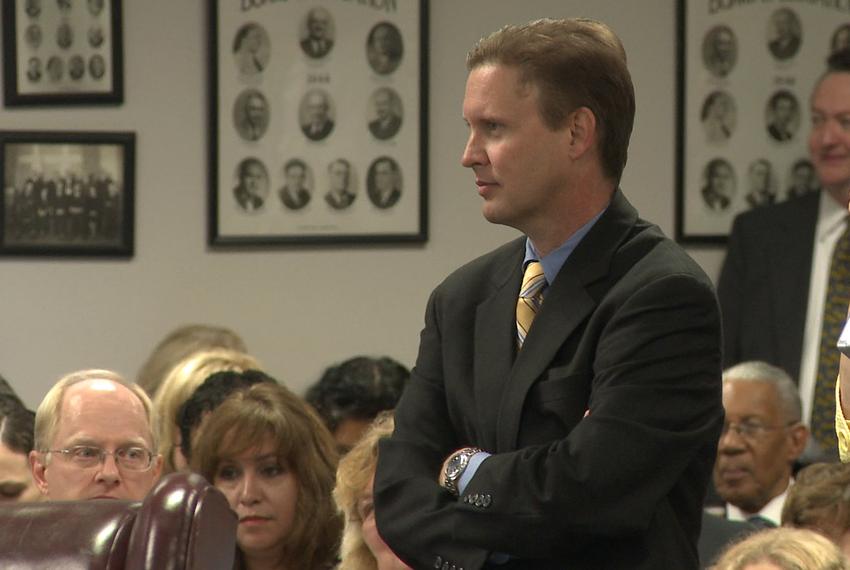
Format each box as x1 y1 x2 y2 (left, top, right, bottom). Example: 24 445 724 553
711 527 849 570
192 379 341 570
334 413 410 570
153 348 260 474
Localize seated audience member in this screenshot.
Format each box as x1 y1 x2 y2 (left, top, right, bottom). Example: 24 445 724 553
153 349 260 474
191 380 341 570
29 369 162 501
714 361 809 527
0 374 24 405
0 403 39 502
305 356 409 453
136 324 248 397
710 527 849 570
334 413 410 570
782 462 850 556
177 368 275 467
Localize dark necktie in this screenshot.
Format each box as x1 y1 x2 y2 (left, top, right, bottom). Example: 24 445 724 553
811 217 850 456
746 515 776 529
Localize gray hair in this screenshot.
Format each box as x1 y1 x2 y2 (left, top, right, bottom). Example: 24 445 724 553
722 361 802 423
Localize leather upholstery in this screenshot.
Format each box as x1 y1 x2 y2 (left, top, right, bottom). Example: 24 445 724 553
0 472 236 570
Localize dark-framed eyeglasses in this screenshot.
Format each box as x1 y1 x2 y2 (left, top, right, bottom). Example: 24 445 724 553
45 445 155 471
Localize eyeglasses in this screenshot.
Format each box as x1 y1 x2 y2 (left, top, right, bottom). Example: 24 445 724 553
721 420 797 441
45 445 155 471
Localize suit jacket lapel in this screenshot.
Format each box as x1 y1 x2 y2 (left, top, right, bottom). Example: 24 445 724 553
495 190 639 451
770 192 818 380
473 240 524 452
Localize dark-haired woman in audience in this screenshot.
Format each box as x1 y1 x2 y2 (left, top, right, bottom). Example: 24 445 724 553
192 380 341 570
334 413 410 570
0 403 39 502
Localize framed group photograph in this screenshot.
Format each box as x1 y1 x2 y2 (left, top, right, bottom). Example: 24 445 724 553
0 130 134 257
2 0 124 106
208 0 428 246
675 0 847 244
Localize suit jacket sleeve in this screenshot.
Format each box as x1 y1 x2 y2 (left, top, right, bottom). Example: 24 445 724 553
375 267 722 568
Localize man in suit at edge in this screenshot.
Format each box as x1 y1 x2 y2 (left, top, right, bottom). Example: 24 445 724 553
373 18 723 570
720 49 850 457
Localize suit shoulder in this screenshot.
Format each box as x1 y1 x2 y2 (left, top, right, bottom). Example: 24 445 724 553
435 237 524 296
729 192 819 235
614 221 713 288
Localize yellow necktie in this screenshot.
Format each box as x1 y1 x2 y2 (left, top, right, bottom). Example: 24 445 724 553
811 217 850 456
517 261 546 348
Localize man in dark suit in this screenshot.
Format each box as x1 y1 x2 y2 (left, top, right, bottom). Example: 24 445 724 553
719 49 850 454
369 87 402 140
766 91 798 142
374 19 723 570
301 90 335 141
233 158 268 212
300 7 333 59
279 159 311 210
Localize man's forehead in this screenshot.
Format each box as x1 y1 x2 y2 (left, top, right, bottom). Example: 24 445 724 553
58 380 150 431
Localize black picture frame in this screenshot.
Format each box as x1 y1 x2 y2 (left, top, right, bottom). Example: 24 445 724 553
208 0 429 246
0 130 135 257
2 0 124 106
675 0 842 244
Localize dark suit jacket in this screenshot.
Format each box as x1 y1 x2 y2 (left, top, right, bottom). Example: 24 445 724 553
698 512 757 569
717 191 819 380
302 119 334 141
375 191 723 570
369 114 402 140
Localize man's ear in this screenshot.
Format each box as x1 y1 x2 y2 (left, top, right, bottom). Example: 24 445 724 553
29 450 50 496
565 106 597 159
786 423 810 461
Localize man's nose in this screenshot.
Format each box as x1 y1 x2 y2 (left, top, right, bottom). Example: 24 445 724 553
95 453 121 484
461 132 486 168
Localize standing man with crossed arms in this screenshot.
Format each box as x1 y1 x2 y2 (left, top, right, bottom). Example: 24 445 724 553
374 18 723 570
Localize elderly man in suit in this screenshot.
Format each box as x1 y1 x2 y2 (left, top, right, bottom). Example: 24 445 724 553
720 49 850 458
373 18 723 570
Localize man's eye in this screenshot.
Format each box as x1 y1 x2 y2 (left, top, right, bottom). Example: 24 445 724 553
121 448 146 461
73 446 101 459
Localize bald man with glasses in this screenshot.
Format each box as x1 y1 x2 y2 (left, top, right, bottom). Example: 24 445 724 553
29 369 162 501
713 361 809 527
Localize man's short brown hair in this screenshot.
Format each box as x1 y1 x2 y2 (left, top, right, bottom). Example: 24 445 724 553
466 18 635 183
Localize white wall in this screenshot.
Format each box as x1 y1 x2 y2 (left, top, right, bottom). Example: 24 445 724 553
0 0 725 408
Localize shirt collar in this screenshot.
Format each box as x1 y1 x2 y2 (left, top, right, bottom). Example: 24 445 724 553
817 189 848 242
523 208 607 285
726 480 791 526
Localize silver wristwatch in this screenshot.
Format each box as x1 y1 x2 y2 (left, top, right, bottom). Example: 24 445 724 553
443 447 482 496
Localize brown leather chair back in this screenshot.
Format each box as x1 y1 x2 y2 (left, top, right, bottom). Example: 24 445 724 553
127 472 237 570
0 472 236 570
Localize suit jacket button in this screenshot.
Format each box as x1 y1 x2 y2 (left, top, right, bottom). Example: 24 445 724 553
442 562 450 570
451 565 457 570
474 495 484 507
483 494 492 507
434 556 442 568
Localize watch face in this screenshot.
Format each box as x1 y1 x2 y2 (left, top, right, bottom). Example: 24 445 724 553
446 454 465 479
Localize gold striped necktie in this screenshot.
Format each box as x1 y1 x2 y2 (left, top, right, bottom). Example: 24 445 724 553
517 261 547 348
811 216 850 456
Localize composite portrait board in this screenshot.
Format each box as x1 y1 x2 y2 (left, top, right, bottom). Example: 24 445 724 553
1 0 123 106
675 0 850 244
208 0 428 246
